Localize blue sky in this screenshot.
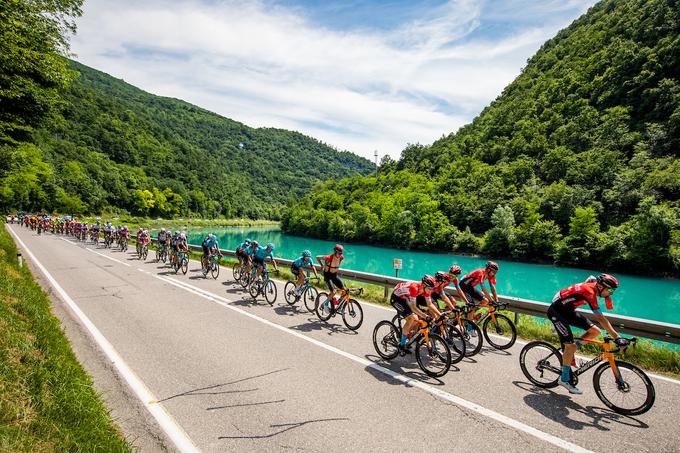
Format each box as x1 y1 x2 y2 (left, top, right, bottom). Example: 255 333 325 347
71 0 597 159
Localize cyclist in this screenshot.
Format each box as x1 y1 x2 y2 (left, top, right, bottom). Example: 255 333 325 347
138 228 150 253
201 233 221 271
291 250 319 295
460 261 499 332
254 242 278 279
316 244 345 309
548 273 627 395
158 228 168 255
390 275 438 352
169 231 180 266
432 265 470 311
236 238 252 265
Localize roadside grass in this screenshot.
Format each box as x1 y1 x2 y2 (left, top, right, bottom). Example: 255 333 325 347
145 241 680 378
0 225 129 452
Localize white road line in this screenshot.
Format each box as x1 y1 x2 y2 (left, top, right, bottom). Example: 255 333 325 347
151 273 592 453
7 226 199 453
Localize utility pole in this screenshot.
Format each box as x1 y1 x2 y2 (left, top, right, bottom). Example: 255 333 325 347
374 149 378 178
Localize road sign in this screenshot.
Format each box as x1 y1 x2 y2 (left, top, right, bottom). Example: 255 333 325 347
393 259 402 270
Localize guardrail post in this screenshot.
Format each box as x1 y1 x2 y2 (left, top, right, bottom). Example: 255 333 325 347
384 285 389 300
514 311 519 325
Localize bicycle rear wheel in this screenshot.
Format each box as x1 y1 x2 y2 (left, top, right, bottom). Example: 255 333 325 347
211 262 219 279
240 270 252 287
519 341 562 388
315 292 333 321
142 247 148 261
232 263 242 282
372 320 400 360
415 334 451 378
249 280 261 299
264 280 277 305
303 286 319 313
443 324 466 364
593 361 655 415
452 319 482 357
284 281 297 305
483 314 517 350
342 299 363 331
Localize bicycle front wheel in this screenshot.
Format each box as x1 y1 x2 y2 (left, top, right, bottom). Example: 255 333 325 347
372 320 400 360
416 333 451 378
453 319 482 357
315 293 333 321
284 281 297 305
302 286 318 313
342 299 363 331
443 324 466 364
181 258 188 275
264 280 277 305
240 270 251 287
593 361 655 415
249 280 261 299
482 313 517 350
142 248 148 261
211 262 220 279
232 263 242 282
519 341 562 388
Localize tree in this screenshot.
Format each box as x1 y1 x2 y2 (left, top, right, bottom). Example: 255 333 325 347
482 206 516 256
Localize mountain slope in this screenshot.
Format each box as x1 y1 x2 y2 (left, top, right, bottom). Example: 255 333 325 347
11 60 373 218
282 0 680 275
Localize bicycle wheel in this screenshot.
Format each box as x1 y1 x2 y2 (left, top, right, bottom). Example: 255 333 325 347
142 247 148 261
593 360 655 416
452 319 483 357
284 281 298 305
264 280 277 305
211 262 220 279
315 293 333 321
155 248 161 262
372 320 400 360
342 299 363 331
519 341 562 388
443 324 466 364
483 313 517 350
181 258 188 275
249 280 261 299
232 263 242 282
302 286 319 313
415 333 451 378
391 314 404 336
240 270 252 287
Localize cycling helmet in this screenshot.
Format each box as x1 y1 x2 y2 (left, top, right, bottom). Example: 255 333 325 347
334 244 344 253
486 261 499 271
266 242 275 251
209 233 217 240
434 271 449 283
421 275 436 289
161 228 165 232
252 240 259 246
596 273 619 289
179 232 186 239
449 265 462 275
245 238 252 244
302 249 312 258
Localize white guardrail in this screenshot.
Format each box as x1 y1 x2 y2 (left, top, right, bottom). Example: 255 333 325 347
145 238 680 345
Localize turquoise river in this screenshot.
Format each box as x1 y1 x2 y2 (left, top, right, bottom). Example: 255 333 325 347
186 226 680 325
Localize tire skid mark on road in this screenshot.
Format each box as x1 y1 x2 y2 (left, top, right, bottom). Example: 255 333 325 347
151 273 593 453
8 226 200 453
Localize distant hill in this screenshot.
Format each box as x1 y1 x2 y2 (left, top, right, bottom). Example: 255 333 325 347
282 0 680 275
22 60 373 218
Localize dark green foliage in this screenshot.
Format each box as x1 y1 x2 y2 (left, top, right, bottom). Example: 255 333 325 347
283 0 680 275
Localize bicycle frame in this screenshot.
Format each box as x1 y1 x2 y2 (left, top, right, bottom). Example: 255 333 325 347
569 338 622 379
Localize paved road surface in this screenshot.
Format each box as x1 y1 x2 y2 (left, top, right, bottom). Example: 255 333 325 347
7 224 680 453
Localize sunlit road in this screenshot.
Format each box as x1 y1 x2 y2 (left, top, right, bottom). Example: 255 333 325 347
8 224 680 453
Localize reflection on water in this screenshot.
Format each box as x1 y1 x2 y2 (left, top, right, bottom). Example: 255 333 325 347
186 226 680 324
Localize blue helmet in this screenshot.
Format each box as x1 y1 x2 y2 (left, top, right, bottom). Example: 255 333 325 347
245 238 252 244
302 249 311 257
209 233 217 240
266 242 275 251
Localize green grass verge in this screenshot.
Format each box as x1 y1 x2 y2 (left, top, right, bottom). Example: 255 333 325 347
145 242 680 378
0 226 130 452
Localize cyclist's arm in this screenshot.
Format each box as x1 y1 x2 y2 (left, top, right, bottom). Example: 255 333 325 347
310 263 319 278
593 312 620 339
315 255 324 267
490 284 498 303
271 257 278 270
454 284 469 305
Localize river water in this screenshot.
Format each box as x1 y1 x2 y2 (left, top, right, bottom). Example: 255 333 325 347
186 226 680 325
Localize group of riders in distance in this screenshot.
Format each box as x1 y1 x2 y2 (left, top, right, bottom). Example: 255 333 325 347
17 212 656 416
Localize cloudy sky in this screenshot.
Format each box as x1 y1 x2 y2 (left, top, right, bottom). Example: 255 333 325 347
70 0 597 159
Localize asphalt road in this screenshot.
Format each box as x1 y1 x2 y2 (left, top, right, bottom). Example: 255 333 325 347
7 224 680 453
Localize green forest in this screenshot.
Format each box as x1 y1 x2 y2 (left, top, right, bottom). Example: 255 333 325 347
282 0 680 275
0 0 373 220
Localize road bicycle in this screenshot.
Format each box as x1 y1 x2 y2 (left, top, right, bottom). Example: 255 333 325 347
156 243 167 263
391 311 466 364
104 231 113 248
232 260 247 283
119 236 128 252
519 337 655 415
373 314 452 378
173 249 189 275
249 268 280 305
468 301 517 350
284 276 320 312
137 241 149 260
202 252 221 279
315 288 364 331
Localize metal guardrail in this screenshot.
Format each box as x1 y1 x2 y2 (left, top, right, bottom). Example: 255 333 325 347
144 237 680 345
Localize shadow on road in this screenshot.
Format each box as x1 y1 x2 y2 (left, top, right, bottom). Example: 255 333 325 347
363 353 452 385
218 417 349 440
157 368 290 403
289 318 358 336
512 380 649 431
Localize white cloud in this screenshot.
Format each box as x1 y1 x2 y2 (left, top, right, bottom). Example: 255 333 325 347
70 0 595 159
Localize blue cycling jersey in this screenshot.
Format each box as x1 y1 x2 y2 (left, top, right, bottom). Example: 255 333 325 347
238 242 249 250
202 237 219 249
243 246 256 256
254 245 273 261
293 256 313 268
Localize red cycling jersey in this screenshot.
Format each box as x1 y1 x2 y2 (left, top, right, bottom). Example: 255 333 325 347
432 274 459 295
552 281 612 312
322 254 344 272
393 281 431 304
460 269 496 287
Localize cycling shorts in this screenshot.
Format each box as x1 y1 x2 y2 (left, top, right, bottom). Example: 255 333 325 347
415 295 431 312
291 264 302 277
253 257 266 269
323 271 344 292
202 244 210 257
547 304 595 344
390 294 412 318
459 281 483 305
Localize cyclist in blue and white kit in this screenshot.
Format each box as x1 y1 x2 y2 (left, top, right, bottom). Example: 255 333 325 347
291 250 319 295
201 233 221 271
236 238 252 265
253 242 278 279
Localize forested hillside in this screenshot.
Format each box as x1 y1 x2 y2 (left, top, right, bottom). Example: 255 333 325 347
282 0 680 275
2 60 373 219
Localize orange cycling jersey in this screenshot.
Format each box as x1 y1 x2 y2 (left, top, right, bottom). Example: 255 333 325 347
552 281 612 313
460 269 495 287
